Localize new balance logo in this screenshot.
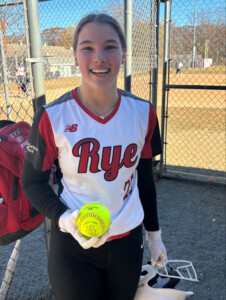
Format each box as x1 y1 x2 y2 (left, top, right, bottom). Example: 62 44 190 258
64 124 78 132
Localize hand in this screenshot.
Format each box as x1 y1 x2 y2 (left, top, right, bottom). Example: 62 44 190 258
145 229 167 268
58 210 111 249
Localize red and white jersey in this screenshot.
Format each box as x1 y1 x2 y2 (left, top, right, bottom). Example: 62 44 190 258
26 88 161 236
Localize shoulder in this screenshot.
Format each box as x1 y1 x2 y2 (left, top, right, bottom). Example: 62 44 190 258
44 90 74 110
42 90 75 121
120 89 156 114
32 90 74 126
120 89 149 104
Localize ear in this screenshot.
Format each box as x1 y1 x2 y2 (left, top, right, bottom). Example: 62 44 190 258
121 49 126 64
74 52 79 66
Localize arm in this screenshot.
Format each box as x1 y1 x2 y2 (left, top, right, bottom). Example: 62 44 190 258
137 158 167 266
22 160 67 226
137 157 159 231
138 104 167 266
138 104 161 230
22 107 67 226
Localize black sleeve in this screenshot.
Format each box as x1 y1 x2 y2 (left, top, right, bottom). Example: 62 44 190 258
151 118 162 157
137 157 159 231
22 160 67 226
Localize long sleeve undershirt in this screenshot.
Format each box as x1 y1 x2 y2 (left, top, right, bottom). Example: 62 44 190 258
137 158 159 231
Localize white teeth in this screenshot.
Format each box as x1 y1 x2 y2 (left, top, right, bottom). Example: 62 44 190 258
91 69 109 74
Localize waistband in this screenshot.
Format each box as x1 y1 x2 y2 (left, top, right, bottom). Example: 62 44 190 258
108 223 142 241
108 230 131 241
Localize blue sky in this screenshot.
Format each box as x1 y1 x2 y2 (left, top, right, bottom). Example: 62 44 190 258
37 0 225 32
162 0 225 27
38 0 121 31
2 0 224 35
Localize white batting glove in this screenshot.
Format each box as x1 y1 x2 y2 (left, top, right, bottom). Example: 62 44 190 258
92 230 111 248
58 210 111 249
146 229 167 268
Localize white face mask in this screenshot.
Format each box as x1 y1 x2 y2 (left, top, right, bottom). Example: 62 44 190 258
134 260 198 300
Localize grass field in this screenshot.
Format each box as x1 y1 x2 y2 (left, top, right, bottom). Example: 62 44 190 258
0 68 225 173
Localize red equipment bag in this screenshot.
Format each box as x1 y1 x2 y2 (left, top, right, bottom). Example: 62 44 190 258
0 120 45 246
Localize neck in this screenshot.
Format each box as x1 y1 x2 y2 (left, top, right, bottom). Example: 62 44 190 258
78 82 118 106
77 86 119 119
79 85 118 108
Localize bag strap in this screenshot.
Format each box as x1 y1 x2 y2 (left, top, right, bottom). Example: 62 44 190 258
12 176 19 200
0 120 15 129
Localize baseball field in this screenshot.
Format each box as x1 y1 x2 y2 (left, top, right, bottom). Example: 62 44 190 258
0 66 225 173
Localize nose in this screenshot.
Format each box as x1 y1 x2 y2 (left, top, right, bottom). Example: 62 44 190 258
93 48 106 62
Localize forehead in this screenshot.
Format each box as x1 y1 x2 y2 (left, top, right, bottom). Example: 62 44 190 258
78 22 120 43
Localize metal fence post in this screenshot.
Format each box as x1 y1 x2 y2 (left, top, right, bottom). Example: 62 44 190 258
192 0 197 68
151 0 160 111
0 19 11 120
25 0 46 111
124 0 133 92
160 0 170 176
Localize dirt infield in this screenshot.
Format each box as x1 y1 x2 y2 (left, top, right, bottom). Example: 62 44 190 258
1 71 225 112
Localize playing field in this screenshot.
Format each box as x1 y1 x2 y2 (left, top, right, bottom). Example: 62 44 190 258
133 71 225 173
0 68 225 172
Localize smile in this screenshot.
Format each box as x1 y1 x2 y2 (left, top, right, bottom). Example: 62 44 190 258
90 69 110 74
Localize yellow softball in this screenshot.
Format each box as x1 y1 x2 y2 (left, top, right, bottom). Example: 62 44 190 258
77 203 111 238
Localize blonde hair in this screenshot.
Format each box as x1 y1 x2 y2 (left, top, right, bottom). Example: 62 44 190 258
73 13 126 51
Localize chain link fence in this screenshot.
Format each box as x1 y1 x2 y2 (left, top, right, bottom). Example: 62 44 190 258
131 0 157 100
0 0 157 299
0 0 33 124
160 0 226 184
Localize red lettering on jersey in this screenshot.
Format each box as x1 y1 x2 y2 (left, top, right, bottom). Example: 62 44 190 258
123 144 138 167
101 146 123 181
101 144 138 181
72 138 100 173
73 138 138 181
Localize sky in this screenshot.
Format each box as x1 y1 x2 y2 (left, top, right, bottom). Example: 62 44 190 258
36 0 225 32
1 0 225 36
37 0 120 31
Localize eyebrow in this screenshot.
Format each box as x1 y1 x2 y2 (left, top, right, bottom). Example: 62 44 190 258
79 39 119 45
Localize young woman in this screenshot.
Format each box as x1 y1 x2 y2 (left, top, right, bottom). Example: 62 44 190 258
22 13 167 300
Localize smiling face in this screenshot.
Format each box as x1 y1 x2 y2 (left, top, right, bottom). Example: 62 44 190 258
74 22 126 92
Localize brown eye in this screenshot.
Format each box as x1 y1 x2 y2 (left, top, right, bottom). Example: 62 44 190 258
106 45 116 50
82 47 93 51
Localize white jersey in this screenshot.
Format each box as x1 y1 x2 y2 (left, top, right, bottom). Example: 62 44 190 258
177 63 183 69
26 88 160 236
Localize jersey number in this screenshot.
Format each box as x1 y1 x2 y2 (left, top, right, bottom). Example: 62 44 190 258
123 173 134 200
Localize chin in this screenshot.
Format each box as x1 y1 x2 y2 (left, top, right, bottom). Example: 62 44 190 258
90 81 117 90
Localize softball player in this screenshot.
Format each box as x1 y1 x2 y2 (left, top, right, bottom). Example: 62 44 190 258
176 61 183 77
22 13 167 300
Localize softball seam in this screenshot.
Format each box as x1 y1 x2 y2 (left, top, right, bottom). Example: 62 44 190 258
77 212 106 231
